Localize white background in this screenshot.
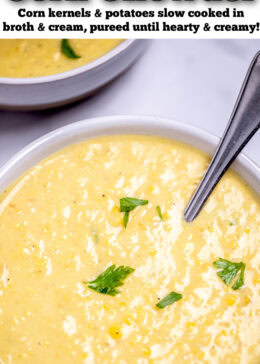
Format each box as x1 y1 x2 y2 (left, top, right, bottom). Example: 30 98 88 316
0 39 259 168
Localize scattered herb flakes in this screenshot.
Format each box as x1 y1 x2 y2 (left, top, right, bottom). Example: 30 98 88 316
156 205 163 220
61 39 81 59
213 258 246 290
156 291 182 309
123 211 130 229
120 197 148 228
91 229 99 243
85 264 135 296
229 221 236 226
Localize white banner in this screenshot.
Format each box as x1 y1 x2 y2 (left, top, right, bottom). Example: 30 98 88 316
0 0 260 38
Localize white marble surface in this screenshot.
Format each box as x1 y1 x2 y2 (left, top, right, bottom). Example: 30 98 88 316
0 39 260 168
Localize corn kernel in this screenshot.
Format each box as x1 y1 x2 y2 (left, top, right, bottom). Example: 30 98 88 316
124 316 134 325
142 346 151 356
193 347 205 360
147 185 154 194
196 259 203 266
164 212 169 220
242 295 251 306
43 224 50 233
186 321 196 329
226 294 237 306
16 223 24 231
197 351 205 360
164 224 171 232
103 304 110 311
109 325 122 339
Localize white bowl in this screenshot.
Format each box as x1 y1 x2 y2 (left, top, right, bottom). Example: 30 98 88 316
0 115 259 196
0 40 146 111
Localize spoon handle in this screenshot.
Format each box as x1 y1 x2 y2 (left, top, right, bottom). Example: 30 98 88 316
184 51 260 223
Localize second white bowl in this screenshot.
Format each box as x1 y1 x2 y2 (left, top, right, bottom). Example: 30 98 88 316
0 40 146 111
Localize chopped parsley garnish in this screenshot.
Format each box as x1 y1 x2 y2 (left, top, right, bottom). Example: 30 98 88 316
156 291 182 309
213 258 246 290
61 39 81 59
123 212 130 229
85 264 135 296
120 197 148 228
91 229 99 243
156 205 163 220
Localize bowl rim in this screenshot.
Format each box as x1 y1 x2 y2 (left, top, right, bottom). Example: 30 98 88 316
0 115 259 195
0 39 135 85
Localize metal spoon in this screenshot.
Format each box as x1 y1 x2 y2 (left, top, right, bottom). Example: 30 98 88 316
184 51 260 223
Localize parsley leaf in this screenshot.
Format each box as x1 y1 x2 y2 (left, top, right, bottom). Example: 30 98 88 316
156 291 182 309
85 264 135 296
213 258 246 290
120 197 148 228
61 39 81 59
123 211 130 228
156 205 163 220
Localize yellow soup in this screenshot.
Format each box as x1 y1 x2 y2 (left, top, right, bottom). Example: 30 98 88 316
0 135 259 364
0 39 123 78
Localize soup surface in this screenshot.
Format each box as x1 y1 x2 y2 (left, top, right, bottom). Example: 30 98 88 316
0 39 122 78
0 135 259 364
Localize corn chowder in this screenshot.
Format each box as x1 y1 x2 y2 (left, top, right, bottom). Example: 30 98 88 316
0 39 122 78
0 135 259 364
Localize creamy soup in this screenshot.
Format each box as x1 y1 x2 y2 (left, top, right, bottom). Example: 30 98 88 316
0 39 122 78
0 135 259 364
